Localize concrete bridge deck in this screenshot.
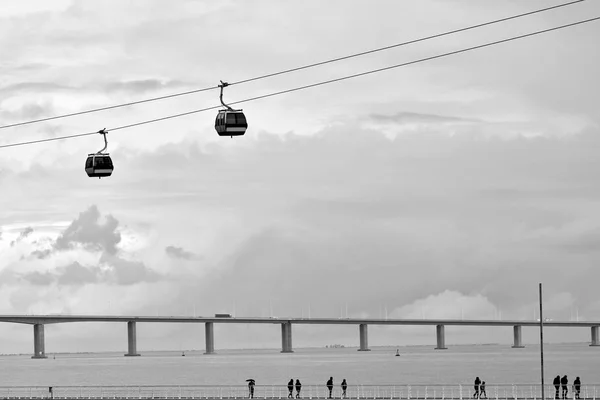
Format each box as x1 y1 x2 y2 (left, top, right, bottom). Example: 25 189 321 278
1 315 599 358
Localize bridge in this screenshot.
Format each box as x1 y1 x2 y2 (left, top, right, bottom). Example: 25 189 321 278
0 315 598 359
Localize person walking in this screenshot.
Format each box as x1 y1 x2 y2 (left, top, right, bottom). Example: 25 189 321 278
326 377 334 399
553 376 561 399
561 375 569 399
480 381 487 399
573 377 581 399
473 377 481 399
341 379 348 399
246 379 255 399
288 379 294 398
295 379 302 399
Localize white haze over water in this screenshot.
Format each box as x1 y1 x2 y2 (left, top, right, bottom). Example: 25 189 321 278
0 344 597 386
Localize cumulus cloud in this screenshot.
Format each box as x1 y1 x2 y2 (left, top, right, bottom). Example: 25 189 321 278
390 291 498 320
17 256 160 287
165 245 197 260
103 79 188 94
30 249 52 259
55 261 99 285
21 270 54 286
99 253 160 285
10 227 33 246
54 205 121 254
370 111 478 125
0 101 56 122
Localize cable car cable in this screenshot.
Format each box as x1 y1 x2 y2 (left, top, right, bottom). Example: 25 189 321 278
0 15 598 150
228 0 586 87
0 0 586 131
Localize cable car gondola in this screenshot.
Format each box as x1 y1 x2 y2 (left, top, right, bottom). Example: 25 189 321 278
215 80 247 137
85 128 114 179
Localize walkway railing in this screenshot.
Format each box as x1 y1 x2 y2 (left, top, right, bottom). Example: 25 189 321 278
0 384 597 400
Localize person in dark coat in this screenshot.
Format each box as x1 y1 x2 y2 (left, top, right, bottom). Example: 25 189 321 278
326 377 334 399
561 375 569 399
480 381 487 399
573 377 581 399
295 379 302 399
553 376 561 399
473 377 481 398
341 379 348 398
288 379 294 398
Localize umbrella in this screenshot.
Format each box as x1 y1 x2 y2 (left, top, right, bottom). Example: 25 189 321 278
246 379 256 383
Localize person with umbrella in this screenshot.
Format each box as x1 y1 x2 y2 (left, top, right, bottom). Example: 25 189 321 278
246 379 255 399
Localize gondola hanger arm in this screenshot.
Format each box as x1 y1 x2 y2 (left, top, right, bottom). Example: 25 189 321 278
97 128 108 154
218 80 234 111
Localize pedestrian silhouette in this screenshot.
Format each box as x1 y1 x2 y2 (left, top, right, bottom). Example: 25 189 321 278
326 377 334 399
295 379 302 399
561 375 568 399
288 379 294 398
553 376 561 399
341 379 348 399
473 377 481 399
573 377 581 399
480 381 487 399
246 379 255 399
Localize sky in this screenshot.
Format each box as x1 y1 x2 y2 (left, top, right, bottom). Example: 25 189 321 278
1 0 600 354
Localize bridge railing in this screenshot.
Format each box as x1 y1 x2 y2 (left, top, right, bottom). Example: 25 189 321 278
0 384 597 399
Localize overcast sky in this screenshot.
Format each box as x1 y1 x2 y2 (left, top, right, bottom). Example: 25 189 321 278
1 0 600 354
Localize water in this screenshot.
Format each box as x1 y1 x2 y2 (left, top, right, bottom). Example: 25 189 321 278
0 344 597 387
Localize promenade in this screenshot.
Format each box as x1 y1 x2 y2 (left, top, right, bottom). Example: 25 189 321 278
0 384 597 400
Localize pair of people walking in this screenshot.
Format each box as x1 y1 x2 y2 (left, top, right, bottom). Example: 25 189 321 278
326 377 348 399
287 379 302 398
553 375 582 399
473 377 486 399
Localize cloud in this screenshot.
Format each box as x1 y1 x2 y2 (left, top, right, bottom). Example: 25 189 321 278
54 205 121 255
103 79 188 94
390 291 497 320
17 256 160 287
370 111 479 125
99 253 160 285
30 249 52 259
19 227 33 238
1 81 75 94
0 102 55 122
21 270 54 286
165 245 197 260
10 227 33 246
56 261 99 285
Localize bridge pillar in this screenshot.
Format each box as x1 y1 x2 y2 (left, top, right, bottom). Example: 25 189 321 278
435 324 447 350
124 321 141 356
590 326 599 346
512 325 525 348
204 322 215 354
31 324 47 359
280 322 293 353
358 323 370 351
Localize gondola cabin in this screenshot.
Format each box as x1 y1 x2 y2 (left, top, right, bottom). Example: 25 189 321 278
215 110 247 137
85 154 114 178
